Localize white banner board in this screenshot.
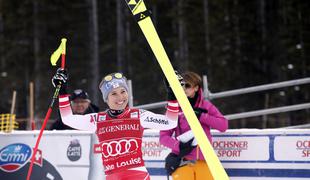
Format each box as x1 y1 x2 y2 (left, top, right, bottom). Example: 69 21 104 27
274 136 310 161
1 129 310 180
0 131 92 180
143 129 310 180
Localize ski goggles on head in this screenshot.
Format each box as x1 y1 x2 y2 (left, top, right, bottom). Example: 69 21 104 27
99 72 125 89
99 72 128 102
103 72 124 82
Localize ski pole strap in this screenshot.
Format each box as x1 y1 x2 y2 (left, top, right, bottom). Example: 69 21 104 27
133 10 151 22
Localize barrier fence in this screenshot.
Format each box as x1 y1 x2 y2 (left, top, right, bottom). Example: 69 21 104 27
130 77 310 124
1 129 310 180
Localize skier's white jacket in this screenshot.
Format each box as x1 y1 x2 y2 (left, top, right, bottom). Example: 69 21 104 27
58 94 179 175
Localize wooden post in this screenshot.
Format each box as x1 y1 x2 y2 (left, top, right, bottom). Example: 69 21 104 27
29 82 35 130
9 90 16 132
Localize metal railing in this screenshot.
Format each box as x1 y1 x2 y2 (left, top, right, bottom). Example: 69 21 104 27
130 77 310 121
281 123 310 129
225 103 310 120
206 77 310 99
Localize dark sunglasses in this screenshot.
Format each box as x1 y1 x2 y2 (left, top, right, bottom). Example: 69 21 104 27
184 83 192 89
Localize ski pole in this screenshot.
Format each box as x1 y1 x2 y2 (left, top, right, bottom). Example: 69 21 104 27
26 85 61 180
26 38 67 180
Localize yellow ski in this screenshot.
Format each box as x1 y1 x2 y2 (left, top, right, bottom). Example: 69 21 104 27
124 0 229 179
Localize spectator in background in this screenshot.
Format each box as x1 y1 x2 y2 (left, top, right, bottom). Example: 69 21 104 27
160 71 228 180
50 89 99 130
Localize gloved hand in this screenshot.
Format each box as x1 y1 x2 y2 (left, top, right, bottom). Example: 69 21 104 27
164 70 185 101
178 138 197 157
193 107 208 119
52 68 68 88
165 152 181 175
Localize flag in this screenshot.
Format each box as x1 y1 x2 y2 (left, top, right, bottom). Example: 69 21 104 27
50 38 67 66
33 148 43 167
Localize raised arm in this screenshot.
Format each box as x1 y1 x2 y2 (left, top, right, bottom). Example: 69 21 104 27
140 100 179 130
52 68 96 132
143 71 184 130
59 94 97 132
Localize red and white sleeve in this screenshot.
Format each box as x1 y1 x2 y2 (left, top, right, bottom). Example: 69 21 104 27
165 100 179 120
59 94 97 132
139 100 179 130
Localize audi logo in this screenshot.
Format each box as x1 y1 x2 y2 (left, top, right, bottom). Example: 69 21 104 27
101 139 139 158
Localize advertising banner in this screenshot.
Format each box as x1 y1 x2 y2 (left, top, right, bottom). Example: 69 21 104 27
0 131 92 180
2 129 310 180
212 136 269 161
274 136 310 161
142 129 310 180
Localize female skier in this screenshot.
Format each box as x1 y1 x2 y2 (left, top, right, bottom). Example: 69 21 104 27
52 69 182 180
160 71 228 180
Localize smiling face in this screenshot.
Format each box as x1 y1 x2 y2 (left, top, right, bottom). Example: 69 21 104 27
106 87 129 110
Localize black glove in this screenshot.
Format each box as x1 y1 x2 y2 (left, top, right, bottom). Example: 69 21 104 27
178 138 197 157
193 107 208 119
52 68 68 87
165 152 181 175
164 70 185 101
52 68 68 95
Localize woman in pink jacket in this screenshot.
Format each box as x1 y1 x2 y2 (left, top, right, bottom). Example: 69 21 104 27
160 71 228 180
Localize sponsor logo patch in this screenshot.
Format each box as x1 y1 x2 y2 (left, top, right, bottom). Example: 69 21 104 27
0 143 34 172
131 112 138 118
67 139 82 161
98 115 106 122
